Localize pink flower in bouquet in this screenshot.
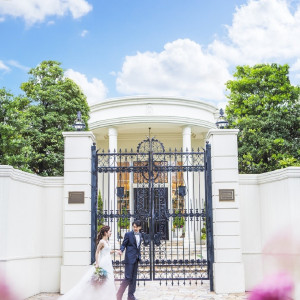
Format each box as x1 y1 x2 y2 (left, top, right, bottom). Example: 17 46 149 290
248 272 294 300
0 273 18 300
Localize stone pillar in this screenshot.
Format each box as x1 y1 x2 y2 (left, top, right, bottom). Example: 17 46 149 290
206 129 245 294
60 132 95 294
108 127 118 241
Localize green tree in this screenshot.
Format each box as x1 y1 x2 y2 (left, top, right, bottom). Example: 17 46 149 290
0 88 32 171
226 64 300 173
21 60 90 176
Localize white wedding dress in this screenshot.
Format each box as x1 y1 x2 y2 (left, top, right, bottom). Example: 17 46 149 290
59 240 116 300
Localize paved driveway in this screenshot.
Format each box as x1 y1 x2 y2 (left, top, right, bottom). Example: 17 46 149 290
26 281 248 300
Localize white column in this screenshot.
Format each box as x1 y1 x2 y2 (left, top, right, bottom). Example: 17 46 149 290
182 126 194 241
182 125 194 206
182 126 191 152
108 127 118 241
206 129 245 294
108 127 118 153
60 131 95 294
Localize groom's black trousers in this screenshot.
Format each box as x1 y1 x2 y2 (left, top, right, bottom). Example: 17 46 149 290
117 260 138 300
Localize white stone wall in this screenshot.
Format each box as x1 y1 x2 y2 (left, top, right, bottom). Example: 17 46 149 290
0 166 63 299
239 167 300 295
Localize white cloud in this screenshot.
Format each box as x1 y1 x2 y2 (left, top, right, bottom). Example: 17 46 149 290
290 58 300 71
217 101 229 111
80 29 88 37
0 16 5 22
117 39 231 101
211 0 300 65
0 60 10 72
117 0 300 102
7 60 30 72
65 69 107 105
0 0 92 25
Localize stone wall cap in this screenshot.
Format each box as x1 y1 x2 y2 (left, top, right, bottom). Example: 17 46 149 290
62 131 96 142
239 166 300 185
0 165 64 187
206 129 239 140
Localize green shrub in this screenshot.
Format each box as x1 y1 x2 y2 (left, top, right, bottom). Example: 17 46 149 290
201 223 206 240
173 210 185 229
97 191 104 232
117 208 130 229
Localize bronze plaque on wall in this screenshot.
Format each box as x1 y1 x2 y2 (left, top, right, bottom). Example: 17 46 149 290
68 192 85 204
219 189 235 201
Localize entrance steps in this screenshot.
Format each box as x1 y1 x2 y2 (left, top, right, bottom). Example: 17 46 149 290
140 240 208 261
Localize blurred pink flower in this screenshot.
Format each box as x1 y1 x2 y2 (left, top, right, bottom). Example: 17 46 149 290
0 273 18 300
248 272 294 300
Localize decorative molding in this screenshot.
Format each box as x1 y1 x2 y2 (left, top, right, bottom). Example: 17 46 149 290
0 165 64 187
89 116 216 130
90 96 219 114
238 174 258 185
239 167 300 185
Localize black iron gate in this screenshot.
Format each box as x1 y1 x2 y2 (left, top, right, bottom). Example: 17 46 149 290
91 137 214 290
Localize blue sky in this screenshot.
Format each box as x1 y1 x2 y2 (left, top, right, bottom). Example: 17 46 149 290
1 0 300 107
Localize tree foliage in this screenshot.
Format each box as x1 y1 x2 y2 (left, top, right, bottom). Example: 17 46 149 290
0 60 90 176
0 89 32 170
226 64 300 174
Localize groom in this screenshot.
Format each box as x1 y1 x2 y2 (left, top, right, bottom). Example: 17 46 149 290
116 220 142 300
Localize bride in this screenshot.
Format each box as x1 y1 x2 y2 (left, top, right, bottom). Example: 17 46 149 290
59 226 117 300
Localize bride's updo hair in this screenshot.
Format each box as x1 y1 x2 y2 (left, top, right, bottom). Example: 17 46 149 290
97 225 110 244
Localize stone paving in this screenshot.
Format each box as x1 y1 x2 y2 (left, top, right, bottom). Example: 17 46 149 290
26 281 249 300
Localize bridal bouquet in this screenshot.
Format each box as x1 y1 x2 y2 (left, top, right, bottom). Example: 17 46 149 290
91 266 108 286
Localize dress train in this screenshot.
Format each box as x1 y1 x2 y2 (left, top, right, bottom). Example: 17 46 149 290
59 241 116 300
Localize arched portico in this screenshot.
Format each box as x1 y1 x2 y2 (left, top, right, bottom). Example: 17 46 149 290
89 96 219 152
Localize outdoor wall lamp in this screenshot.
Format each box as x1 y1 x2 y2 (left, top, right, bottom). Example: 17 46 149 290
216 108 229 129
72 111 86 131
116 187 125 198
178 186 186 197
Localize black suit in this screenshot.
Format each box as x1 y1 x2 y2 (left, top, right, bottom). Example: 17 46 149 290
117 231 142 300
